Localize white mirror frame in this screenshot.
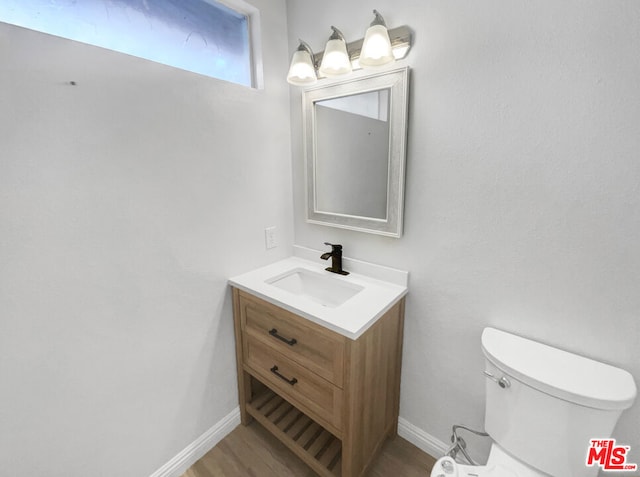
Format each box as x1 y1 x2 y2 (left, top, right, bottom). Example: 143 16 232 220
303 67 410 238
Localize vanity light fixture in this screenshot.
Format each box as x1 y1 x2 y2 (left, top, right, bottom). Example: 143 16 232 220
286 40 318 86
319 26 353 77
359 10 395 68
286 10 411 86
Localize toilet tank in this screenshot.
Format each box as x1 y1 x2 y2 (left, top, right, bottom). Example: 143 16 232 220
481 328 636 477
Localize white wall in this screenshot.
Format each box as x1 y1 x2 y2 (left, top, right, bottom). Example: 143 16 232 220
0 0 292 473
287 0 640 467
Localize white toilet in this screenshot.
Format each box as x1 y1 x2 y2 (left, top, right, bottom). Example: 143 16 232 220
431 327 637 477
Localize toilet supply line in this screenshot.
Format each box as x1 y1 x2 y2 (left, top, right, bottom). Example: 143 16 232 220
445 424 489 466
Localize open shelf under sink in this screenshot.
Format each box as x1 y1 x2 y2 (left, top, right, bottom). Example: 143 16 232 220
247 385 343 477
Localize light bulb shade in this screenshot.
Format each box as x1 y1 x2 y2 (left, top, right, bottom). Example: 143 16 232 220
319 38 352 77
360 24 394 68
287 49 317 85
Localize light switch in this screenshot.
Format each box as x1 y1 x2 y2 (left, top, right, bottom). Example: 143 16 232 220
265 226 277 249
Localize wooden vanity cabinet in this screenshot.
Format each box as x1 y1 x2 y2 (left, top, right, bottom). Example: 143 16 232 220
232 288 405 477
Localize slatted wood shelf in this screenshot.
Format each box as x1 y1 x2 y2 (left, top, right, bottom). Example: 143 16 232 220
246 387 342 477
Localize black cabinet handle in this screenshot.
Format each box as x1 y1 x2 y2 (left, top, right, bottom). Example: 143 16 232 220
270 366 298 385
268 328 297 346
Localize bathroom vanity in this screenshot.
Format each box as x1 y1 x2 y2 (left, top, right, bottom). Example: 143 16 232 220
229 251 408 477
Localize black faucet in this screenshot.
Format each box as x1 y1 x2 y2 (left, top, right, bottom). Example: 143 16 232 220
320 242 349 275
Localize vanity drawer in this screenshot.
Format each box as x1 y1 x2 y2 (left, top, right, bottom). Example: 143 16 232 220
244 334 343 435
238 291 345 387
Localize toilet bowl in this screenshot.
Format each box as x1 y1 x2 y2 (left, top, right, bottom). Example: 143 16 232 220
431 443 545 477
429 327 636 477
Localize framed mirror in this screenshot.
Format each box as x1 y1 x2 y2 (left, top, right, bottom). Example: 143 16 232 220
303 67 409 237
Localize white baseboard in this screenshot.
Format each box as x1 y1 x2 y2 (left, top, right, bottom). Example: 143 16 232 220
149 411 442 476
398 417 448 460
150 407 241 477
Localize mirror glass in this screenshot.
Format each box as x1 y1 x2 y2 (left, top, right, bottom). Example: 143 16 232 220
303 67 409 237
315 90 390 219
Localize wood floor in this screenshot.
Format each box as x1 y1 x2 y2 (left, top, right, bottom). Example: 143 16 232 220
181 422 436 477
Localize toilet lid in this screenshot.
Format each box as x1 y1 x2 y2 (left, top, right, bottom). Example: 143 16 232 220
481 327 636 410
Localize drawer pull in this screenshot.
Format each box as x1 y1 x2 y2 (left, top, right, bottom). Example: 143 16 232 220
270 365 298 385
268 328 297 346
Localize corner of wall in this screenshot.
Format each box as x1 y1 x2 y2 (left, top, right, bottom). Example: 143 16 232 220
397 417 448 460
149 407 241 477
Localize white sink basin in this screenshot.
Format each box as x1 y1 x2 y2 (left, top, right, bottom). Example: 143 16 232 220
266 268 364 308
229 252 408 338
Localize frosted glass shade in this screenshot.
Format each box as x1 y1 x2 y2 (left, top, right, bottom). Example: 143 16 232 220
287 49 317 85
360 24 394 68
319 39 352 77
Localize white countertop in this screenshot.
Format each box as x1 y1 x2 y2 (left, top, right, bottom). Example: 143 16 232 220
228 252 408 340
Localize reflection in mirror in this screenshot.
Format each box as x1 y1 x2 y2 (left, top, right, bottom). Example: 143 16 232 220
303 67 409 237
315 90 390 219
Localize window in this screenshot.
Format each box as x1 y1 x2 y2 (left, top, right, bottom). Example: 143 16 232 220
0 0 259 87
